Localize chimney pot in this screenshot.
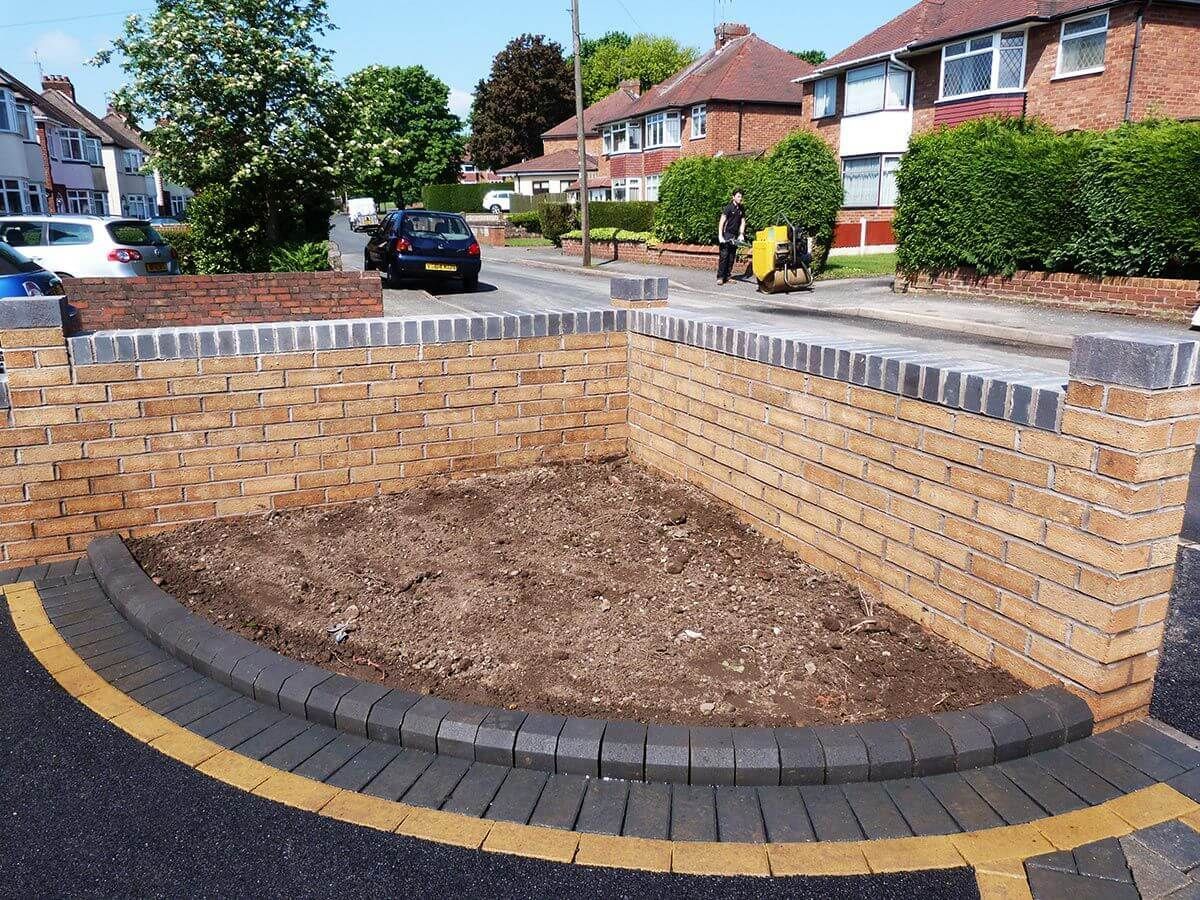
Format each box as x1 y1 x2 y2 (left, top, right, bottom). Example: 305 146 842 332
41 75 75 102
715 23 751 49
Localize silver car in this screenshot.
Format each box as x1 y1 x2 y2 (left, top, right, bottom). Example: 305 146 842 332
0 215 180 278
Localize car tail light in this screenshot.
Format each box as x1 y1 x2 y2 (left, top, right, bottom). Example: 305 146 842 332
467 242 481 257
393 237 412 253
108 248 143 264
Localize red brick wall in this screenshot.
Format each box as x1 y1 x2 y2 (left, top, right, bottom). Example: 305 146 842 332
934 94 1027 127
1131 3 1200 120
66 271 384 331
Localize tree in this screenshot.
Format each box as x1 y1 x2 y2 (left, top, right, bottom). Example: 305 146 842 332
792 49 828 66
468 34 574 171
579 33 697 105
341 65 464 207
96 0 344 260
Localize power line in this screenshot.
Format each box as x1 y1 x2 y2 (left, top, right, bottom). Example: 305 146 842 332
612 0 642 32
0 9 145 31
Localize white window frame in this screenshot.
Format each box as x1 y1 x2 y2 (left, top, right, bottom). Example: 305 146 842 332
15 103 35 141
644 174 661 202
813 76 838 119
1056 11 1109 78
842 154 903 209
122 149 145 174
626 177 642 202
65 189 92 215
612 178 627 202
0 178 29 214
604 121 641 154
122 193 152 218
92 191 110 216
844 61 912 116
59 128 88 163
939 29 1028 101
691 104 707 139
27 183 45 214
643 111 679 149
84 138 103 166
0 89 17 135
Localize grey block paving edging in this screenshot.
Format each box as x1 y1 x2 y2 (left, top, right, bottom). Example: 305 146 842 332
87 534 1095 787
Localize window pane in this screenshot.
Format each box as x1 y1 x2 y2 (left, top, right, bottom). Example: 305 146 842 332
880 157 901 207
999 47 1025 88
48 223 93 245
843 157 881 207
665 114 680 144
969 36 995 52
1064 14 1107 37
945 41 968 56
1062 32 1107 72
846 63 885 115
943 53 993 96
814 77 836 118
886 67 910 108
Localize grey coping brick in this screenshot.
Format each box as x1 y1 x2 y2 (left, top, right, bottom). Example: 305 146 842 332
896 717 958 777
998 757 1088 815
441 763 510 817
1074 837 1134 882
923 772 1006 832
528 774 589 830
757 786 815 842
1064 739 1156 794
556 717 605 777
732 728 780 787
165 687 241 727
128 669 207 706
361 749 436 801
714 785 767 843
1122 833 1195 898
0 296 65 329
775 727 825 786
154 616 208 659
226 716 311 760
841 782 914 840
261 723 341 771
475 709 528 766
514 713 566 771
690 726 737 786
111 659 188 693
400 696 451 753
814 726 870 783
276 666 335 719
857 721 915 782
1091 730 1186 782
623 782 673 839
324 742 403 792
1120 721 1200 771
230 649 287 697
670 785 718 842
1030 687 1094 743
437 703 490 758
292 734 370 781
645 724 690 784
576 779 630 835
962 767 1047 825
334 682 391 738
484 768 549 824
882 778 961 836
1070 333 1200 390
208 707 288 751
968 703 1031 762
799 785 864 842
600 720 646 781
365 690 422 743
998 692 1066 754
1130 820 1200 873
399 754 474 810
252 659 305 708
1027 849 1078 873
1029 748 1124 806
187 697 260 739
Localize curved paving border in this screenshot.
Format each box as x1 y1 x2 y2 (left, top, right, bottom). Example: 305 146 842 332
88 535 1094 787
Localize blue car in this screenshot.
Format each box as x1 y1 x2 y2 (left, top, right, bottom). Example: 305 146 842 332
0 240 78 332
363 210 481 291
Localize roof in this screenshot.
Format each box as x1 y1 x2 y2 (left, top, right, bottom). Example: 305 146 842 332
101 111 150 153
543 86 643 139
495 148 598 175
0 66 55 120
567 176 613 190
39 89 140 148
599 33 811 124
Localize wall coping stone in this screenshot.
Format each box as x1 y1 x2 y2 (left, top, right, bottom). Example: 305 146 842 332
1071 333 1200 390
0 296 68 329
87 534 1095 787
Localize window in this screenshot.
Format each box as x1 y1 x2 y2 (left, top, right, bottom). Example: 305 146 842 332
0 178 26 214
844 62 911 116
941 30 1027 99
612 179 627 202
170 195 187 217
92 191 110 216
842 155 902 208
626 178 642 202
531 180 550 195
691 104 707 139
603 121 642 153
47 222 93 245
460 163 476 173
644 111 680 148
0 89 16 134
15 103 35 141
65 189 92 215
400 213 470 239
121 194 152 218
1058 12 1108 76
85 138 102 166
122 149 145 174
26 183 45 214
59 128 87 162
645 174 661 201
813 76 837 119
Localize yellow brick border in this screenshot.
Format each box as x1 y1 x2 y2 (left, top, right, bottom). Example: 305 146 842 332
5 579 1200 884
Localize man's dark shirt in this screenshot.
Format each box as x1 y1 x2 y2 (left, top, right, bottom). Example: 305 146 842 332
721 203 745 243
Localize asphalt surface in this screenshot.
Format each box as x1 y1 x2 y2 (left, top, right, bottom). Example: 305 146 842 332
0 592 982 899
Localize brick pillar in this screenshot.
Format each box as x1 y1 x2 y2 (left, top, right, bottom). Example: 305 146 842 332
1060 334 1200 726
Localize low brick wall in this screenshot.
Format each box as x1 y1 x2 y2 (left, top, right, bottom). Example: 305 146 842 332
903 268 1200 324
562 238 748 272
65 271 383 331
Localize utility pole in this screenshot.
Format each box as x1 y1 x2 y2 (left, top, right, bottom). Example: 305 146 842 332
571 0 591 267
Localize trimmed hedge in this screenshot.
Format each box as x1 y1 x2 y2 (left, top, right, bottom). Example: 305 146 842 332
508 210 542 233
654 155 749 246
589 201 656 233
562 228 654 243
537 202 578 246
421 182 514 213
157 224 196 275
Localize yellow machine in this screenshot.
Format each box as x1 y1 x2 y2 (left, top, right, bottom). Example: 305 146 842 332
752 222 813 294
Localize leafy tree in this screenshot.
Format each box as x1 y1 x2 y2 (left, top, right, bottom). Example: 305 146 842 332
341 65 464 207
580 34 697 105
792 49 828 66
96 0 344 262
468 34 574 171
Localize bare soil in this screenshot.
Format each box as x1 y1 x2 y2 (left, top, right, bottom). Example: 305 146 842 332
129 461 1024 727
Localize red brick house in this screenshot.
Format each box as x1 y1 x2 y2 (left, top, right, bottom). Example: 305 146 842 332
801 0 1200 253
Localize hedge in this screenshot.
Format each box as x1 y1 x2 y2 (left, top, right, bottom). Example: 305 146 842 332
421 182 514 213
508 210 542 233
157 224 196 275
653 155 750 246
537 202 578 246
562 228 654 243
588 201 656 233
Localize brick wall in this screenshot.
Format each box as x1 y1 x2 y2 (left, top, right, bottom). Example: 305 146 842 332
1132 3 1200 120
905 268 1200 324
626 332 1199 726
562 238 745 272
66 271 383 331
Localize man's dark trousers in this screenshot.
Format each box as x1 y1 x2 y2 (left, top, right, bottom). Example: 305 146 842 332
718 241 737 282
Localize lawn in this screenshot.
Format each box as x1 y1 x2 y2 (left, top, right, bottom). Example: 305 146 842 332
506 237 555 248
818 252 898 280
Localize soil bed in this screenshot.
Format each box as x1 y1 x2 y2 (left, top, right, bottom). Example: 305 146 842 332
130 461 1024 727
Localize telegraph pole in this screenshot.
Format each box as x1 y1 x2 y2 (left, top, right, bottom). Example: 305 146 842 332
571 0 591 267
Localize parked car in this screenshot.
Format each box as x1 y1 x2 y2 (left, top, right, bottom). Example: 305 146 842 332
363 210 481 291
482 190 513 214
150 216 183 227
0 240 80 332
348 197 380 232
0 215 180 279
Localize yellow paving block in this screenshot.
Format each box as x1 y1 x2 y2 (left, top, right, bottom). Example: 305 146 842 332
975 857 1031 879
10 606 50 630
34 642 84 675
976 871 1034 900
54 665 108 697
862 836 967 873
252 772 341 813
150 730 224 767
396 808 492 850
1034 806 1131 850
21 623 66 652
951 824 1056 865
1180 810 1200 834
197 751 276 791
78 684 137 719
767 842 870 877
110 707 175 742
574 834 673 873
481 821 581 864
671 841 770 877
1109 784 1199 830
320 791 408 833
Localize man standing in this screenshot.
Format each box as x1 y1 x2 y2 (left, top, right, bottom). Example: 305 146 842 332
717 189 746 286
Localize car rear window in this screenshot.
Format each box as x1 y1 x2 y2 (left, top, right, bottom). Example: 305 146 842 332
107 221 165 246
48 222 93 245
402 214 470 239
0 241 41 275
1 221 43 248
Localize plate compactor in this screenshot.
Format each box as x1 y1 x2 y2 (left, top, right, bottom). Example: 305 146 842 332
751 221 814 294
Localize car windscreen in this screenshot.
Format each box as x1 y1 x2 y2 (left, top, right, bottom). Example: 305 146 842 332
107 221 166 246
0 241 42 275
402 214 470 239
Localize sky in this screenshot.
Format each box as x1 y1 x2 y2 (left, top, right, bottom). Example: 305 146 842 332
0 0 913 120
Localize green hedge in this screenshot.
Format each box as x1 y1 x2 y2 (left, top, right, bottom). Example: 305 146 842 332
508 210 542 232
588 201 656 233
653 155 749 245
537 202 578 246
562 228 654 243
157 224 196 275
420 182 514 213
895 117 1200 278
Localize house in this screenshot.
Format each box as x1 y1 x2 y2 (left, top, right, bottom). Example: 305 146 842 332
495 148 598 198
457 154 500 185
0 67 55 215
799 0 1200 254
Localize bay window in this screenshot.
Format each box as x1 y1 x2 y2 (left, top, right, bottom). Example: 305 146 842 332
123 149 145 174
813 76 837 119
844 62 911 116
691 104 707 139
122 194 152 218
92 191 110 216
612 179 627 202
27 183 45 214
603 121 641 154
0 89 17 134
85 138 102 166
644 111 680 148
843 155 902 208
645 174 660 202
1058 12 1108 76
941 31 1027 99
65 189 91 214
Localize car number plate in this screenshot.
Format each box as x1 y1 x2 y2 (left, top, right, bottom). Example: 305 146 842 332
145 262 168 273
425 263 457 272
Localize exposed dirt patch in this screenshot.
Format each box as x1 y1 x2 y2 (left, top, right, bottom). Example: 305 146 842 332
129 461 1025 727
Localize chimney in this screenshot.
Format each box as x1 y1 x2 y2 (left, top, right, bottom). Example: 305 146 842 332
715 23 751 50
41 75 75 102
618 78 641 98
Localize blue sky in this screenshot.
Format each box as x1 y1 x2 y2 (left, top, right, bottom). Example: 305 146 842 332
0 0 912 119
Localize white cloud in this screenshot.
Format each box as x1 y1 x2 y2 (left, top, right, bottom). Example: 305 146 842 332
449 87 474 121
28 30 83 68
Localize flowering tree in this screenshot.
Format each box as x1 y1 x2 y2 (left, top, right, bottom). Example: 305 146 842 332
340 66 464 208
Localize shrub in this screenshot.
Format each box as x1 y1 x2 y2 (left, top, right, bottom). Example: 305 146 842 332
588 200 656 232
653 155 751 245
562 228 653 243
157 224 196 275
187 186 267 274
421 182 514 213
537 202 578 246
269 241 332 272
509 210 542 233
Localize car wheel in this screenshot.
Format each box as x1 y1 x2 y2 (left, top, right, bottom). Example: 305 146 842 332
462 275 479 292
490 205 502 215
363 251 374 271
